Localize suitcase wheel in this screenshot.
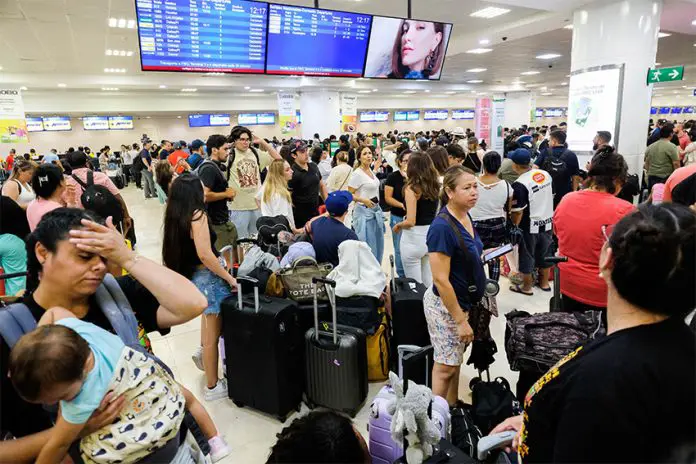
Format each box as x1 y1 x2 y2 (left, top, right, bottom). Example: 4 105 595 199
233 400 245 408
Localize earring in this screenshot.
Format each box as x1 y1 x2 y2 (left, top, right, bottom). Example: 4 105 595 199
426 49 437 73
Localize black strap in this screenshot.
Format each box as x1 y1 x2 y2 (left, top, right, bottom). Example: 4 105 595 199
437 210 481 295
71 173 90 191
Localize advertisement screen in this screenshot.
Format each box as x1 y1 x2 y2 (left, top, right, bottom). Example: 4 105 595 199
363 16 452 80
406 110 420 121
266 4 371 77
135 0 268 73
452 109 474 120
83 116 110 131
42 116 71 131
566 67 622 152
108 116 134 130
26 117 44 132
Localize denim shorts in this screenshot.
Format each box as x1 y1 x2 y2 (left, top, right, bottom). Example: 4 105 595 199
191 268 233 316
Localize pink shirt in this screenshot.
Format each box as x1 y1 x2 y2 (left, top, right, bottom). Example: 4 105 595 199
26 198 63 231
651 184 665 204
554 190 635 307
664 164 696 202
64 168 120 208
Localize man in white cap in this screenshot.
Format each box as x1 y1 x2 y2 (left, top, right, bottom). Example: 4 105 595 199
450 127 467 151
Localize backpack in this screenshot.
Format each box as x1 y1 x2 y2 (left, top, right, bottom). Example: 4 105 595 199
540 148 570 194
470 372 520 436
227 146 260 181
132 152 144 171
191 159 217 177
72 171 124 229
450 400 482 458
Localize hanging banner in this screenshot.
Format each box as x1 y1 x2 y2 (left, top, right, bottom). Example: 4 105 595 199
474 97 492 146
491 97 506 153
0 89 29 143
341 93 358 133
277 92 298 136
529 95 537 124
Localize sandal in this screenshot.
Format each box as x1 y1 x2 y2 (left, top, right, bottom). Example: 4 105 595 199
536 285 552 292
509 285 534 296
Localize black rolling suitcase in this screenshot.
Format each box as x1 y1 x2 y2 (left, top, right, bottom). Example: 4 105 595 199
389 255 431 372
222 276 303 421
305 277 368 417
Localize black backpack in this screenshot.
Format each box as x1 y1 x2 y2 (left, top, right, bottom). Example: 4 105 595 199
540 148 570 194
470 372 520 436
72 171 124 230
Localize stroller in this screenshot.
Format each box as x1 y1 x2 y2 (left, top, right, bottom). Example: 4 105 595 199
106 155 126 189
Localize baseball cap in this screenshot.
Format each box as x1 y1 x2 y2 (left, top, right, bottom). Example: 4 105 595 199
325 190 353 216
509 148 531 166
173 141 182 150
190 139 205 151
450 127 466 137
291 142 308 154
141 135 152 144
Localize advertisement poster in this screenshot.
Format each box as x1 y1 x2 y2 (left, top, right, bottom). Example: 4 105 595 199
491 98 506 153
277 92 298 136
474 97 492 145
341 93 358 133
566 66 622 152
0 88 28 143
529 95 537 124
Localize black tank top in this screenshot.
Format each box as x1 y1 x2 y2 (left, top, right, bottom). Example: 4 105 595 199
180 221 219 279
415 197 438 225
463 152 482 174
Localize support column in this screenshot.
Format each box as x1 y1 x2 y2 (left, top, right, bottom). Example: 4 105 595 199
299 90 341 140
503 91 535 128
568 0 661 173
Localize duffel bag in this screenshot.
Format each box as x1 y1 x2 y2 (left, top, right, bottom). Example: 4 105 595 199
504 310 605 373
277 256 332 303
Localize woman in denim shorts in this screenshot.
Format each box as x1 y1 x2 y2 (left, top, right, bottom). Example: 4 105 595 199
162 174 237 402
425 166 487 405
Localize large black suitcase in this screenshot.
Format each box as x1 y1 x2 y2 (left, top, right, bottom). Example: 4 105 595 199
389 255 431 371
305 277 368 417
222 276 303 421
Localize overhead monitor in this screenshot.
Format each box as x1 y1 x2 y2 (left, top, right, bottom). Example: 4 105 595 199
26 117 44 132
658 107 671 114
363 16 453 80
374 111 389 122
135 0 268 73
83 116 110 131
407 110 420 121
296 110 302 124
189 114 231 127
566 65 623 152
452 109 475 120
671 107 683 114
424 109 448 120
650 107 658 115
359 111 376 122
535 109 544 118
266 4 371 77
108 116 134 130
42 116 72 132
238 113 258 125
394 111 408 121
256 112 276 125
684 107 694 114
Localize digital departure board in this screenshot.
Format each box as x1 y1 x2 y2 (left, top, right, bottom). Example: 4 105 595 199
424 110 448 121
266 4 371 76
189 113 231 127
108 116 134 130
135 0 268 73
452 109 475 120
43 117 72 132
26 117 44 132
83 116 110 131
394 111 408 121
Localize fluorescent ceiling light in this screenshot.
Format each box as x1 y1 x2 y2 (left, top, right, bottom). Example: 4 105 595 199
541 92 553 96
181 88 197 92
561 82 568 86
655 62 661 66
104 68 126 73
536 53 562 60
358 90 372 93
249 88 264 92
57 83 66 87
101 87 119 91
117 18 126 28
521 71 541 75
466 68 487 73
20 86 27 90
479 39 490 45
372 89 378 92
424 90 430 93
159 85 167 89
244 86 251 90
108 18 117 27
467 80 483 84
146 116 151 119
563 24 573 30
657 31 671 38
127 19 136 29
512 81 525 85
691 19 696 26
105 49 113 56
206 72 224 76
445 91 457 94
177 116 182 119
404 90 417 94
466 48 493 54
470 7 510 19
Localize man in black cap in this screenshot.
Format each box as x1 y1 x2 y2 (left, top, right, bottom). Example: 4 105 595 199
289 142 328 227
305 190 358 266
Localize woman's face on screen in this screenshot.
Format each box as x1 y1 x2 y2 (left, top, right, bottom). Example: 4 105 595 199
400 21 442 70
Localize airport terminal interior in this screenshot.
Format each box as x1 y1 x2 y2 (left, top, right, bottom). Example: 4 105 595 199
0 0 695 463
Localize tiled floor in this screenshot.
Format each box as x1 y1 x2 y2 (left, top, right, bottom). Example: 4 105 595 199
122 185 553 463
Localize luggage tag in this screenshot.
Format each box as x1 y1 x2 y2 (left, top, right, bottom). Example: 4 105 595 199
320 322 342 367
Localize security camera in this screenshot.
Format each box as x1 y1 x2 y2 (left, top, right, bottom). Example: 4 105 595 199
502 36 508 41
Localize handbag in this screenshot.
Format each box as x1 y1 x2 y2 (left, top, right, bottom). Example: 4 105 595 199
277 256 333 303
504 309 605 373
504 181 523 246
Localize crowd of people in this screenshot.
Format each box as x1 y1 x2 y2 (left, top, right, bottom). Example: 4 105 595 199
0 116 694 463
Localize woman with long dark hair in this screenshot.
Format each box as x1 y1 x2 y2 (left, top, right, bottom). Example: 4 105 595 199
393 152 440 287
384 149 411 277
388 20 446 79
162 174 237 402
349 145 385 263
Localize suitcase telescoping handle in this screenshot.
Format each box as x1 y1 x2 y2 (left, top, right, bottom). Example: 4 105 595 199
236 276 260 313
389 255 396 291
312 276 337 345
398 345 434 388
544 256 567 312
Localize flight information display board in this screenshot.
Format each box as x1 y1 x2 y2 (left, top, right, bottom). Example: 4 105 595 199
26 117 44 132
108 116 134 130
394 111 408 121
359 111 376 122
43 117 71 131
189 113 231 127
83 116 110 131
266 4 371 76
135 0 268 73
424 110 448 120
452 109 475 120
406 110 420 121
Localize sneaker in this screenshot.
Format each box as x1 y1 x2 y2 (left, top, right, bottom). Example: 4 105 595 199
204 378 228 402
191 346 204 371
208 436 231 463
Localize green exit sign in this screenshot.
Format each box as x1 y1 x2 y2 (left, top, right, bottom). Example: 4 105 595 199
647 65 684 84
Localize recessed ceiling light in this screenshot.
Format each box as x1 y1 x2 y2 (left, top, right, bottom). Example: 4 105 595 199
467 80 483 84
177 116 182 119
536 53 562 60
108 18 117 27
127 19 136 29
655 62 661 66
244 86 251 90
358 90 372 93
159 85 167 89
445 91 457 94
466 48 493 54
563 24 574 30
118 18 126 28
404 90 417 94
106 49 113 56
521 71 541 75
57 83 66 88
127 51 134 57
146 116 152 119
658 31 671 38
512 80 525 85
20 86 27 91
181 88 197 92
479 39 490 45
470 7 510 19
691 19 696 26
372 89 378 92
104 68 126 73
424 90 430 93
541 92 553 96
249 88 264 92
561 82 568 86
466 68 487 73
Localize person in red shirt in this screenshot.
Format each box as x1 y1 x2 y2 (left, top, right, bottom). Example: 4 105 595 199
6 149 15 173
663 163 696 202
167 142 191 175
553 148 635 312
676 123 690 151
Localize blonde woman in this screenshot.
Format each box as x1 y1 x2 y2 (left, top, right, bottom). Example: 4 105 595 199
2 159 36 208
255 159 303 232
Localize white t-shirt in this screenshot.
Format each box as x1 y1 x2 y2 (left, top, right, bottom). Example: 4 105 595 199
255 189 296 229
348 168 380 201
123 150 136 165
470 179 512 221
